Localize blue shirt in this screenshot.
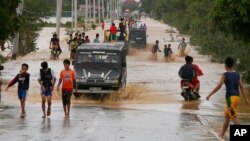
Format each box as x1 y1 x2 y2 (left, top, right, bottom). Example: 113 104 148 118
224 72 240 98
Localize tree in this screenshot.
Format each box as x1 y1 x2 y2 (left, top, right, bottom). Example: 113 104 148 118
0 0 21 51
16 0 51 55
141 0 250 83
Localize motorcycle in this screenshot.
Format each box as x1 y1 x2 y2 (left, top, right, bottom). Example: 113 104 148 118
50 45 60 60
180 80 200 101
50 47 59 60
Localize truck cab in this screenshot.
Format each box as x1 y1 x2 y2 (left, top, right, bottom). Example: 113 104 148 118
129 26 147 48
74 43 127 95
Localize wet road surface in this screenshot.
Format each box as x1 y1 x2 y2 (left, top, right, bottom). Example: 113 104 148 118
1 18 250 141
0 105 219 141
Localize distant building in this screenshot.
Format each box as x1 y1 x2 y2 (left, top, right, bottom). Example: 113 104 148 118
78 5 104 17
125 0 136 4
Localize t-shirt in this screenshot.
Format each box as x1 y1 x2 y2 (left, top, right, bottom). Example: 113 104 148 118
38 68 56 87
110 26 117 34
193 64 203 79
70 41 78 50
51 38 59 45
93 38 100 43
59 69 76 92
224 72 240 98
178 64 196 81
8 72 30 90
178 42 187 49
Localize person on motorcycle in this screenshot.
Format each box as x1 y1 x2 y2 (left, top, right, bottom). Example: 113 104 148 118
178 56 197 99
152 40 161 54
49 33 61 59
191 58 203 95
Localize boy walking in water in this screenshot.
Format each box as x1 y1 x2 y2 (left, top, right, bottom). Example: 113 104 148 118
38 61 56 118
6 63 30 118
57 59 76 118
206 57 249 139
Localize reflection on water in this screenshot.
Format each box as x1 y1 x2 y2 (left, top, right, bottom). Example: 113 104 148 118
181 101 201 111
63 118 71 128
41 118 51 133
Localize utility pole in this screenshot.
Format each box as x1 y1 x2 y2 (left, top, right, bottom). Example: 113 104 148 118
74 0 77 31
98 0 101 24
12 0 24 60
93 0 96 22
106 0 109 19
109 0 112 20
90 0 92 19
85 0 88 23
72 0 74 29
117 0 120 18
101 0 104 20
56 0 63 38
114 0 118 18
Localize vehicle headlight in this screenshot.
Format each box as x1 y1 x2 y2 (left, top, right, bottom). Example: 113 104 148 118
104 80 119 84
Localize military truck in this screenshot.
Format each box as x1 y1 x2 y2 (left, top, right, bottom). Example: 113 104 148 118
73 43 127 96
128 26 147 48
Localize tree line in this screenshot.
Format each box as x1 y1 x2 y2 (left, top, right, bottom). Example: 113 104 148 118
142 0 250 83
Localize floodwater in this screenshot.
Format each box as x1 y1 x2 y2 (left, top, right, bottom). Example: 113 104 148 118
1 18 250 141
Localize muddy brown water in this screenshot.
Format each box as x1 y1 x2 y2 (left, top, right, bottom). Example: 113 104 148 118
1 19 250 141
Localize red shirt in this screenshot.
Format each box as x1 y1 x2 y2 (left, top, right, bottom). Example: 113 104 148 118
60 69 76 92
110 26 117 34
193 64 203 76
101 22 105 28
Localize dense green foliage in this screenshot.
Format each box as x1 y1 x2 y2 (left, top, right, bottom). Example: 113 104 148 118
0 0 51 57
142 0 250 83
0 0 21 51
17 0 51 55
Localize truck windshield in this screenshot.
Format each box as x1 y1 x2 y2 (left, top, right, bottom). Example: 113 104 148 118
77 53 120 64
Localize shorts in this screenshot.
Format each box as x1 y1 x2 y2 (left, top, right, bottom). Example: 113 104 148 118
111 34 116 41
179 48 185 56
18 89 27 100
62 91 72 106
191 78 200 87
41 87 52 97
180 80 194 89
225 96 240 118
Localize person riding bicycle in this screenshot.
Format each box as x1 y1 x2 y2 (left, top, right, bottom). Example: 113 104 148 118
178 56 196 89
49 33 61 59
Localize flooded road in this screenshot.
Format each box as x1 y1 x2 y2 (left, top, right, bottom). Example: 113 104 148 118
0 18 250 141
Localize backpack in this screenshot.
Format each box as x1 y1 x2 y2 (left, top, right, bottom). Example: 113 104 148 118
40 68 53 87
